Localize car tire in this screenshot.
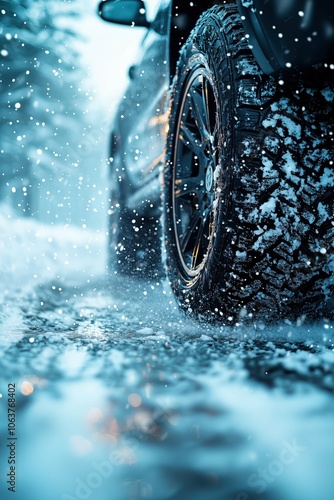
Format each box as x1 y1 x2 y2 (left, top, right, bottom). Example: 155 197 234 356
164 4 334 323
108 177 162 279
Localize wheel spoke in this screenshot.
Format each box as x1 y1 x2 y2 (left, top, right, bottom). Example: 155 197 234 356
174 175 200 198
191 207 211 269
203 79 219 148
203 78 211 133
180 121 203 155
180 208 202 255
190 84 211 142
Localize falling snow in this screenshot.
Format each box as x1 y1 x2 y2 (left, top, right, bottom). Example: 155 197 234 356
1 2 334 500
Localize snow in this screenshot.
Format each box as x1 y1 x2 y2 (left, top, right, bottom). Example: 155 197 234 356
241 0 254 8
1 202 334 500
321 87 334 103
137 327 155 335
0 203 106 296
263 110 301 141
1 3 334 499
259 196 276 215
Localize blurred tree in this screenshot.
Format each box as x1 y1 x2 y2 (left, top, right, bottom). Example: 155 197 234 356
0 0 89 216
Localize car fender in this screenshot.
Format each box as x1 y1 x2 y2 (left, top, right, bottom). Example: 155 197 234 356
236 0 334 74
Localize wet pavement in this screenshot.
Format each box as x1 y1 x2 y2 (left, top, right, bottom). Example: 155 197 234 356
1 269 334 500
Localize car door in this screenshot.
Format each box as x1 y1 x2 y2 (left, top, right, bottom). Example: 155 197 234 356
116 0 172 209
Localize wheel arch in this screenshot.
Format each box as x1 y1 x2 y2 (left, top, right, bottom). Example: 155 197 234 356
169 1 232 79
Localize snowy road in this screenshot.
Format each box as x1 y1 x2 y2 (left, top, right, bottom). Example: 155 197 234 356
1 209 334 500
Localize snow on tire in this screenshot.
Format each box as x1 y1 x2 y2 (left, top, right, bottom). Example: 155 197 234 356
163 4 334 323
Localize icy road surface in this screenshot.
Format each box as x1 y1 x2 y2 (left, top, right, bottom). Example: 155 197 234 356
1 207 334 500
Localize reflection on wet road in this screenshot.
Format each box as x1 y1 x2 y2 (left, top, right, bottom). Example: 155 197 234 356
1 273 334 500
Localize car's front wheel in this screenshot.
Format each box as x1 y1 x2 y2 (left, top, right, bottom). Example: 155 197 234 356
164 4 334 323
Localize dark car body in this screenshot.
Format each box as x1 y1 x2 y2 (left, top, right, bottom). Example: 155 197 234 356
236 0 334 74
100 0 334 215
